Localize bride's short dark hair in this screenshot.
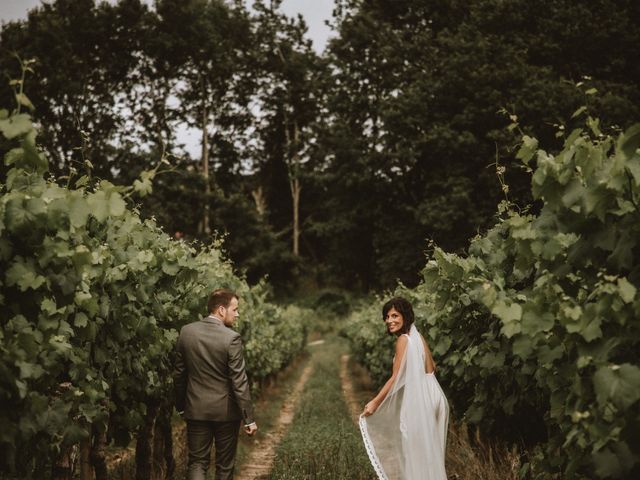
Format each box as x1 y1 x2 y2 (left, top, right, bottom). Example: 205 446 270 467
382 296 415 335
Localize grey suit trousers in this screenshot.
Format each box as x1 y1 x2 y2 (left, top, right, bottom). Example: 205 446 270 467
187 419 240 480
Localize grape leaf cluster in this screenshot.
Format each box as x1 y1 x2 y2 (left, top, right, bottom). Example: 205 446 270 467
0 106 308 475
345 122 640 478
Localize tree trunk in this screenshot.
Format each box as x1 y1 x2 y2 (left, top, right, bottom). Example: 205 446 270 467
90 429 108 480
152 416 164 480
251 186 267 217
51 447 74 480
285 118 302 256
79 435 92 480
201 99 211 236
135 400 160 480
291 177 301 257
152 403 175 480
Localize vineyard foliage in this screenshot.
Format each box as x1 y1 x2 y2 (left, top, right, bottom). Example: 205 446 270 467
344 120 640 479
0 105 307 476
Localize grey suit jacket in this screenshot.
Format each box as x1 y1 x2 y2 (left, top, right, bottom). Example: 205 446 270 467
173 316 254 425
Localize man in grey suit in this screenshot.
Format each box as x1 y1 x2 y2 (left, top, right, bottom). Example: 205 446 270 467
174 288 258 480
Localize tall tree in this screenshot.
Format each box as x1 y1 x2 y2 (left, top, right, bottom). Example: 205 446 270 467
312 0 640 290
250 1 323 258
153 0 254 235
0 0 150 179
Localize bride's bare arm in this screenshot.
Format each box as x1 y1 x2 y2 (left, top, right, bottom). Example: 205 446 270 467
362 335 408 416
421 335 436 374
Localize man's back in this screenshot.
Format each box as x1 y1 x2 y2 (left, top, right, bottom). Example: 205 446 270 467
175 290 256 480
174 316 253 424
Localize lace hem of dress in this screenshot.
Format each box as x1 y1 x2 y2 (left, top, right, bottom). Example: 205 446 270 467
359 415 390 480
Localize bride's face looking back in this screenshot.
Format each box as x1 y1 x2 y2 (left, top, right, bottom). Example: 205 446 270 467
385 307 404 334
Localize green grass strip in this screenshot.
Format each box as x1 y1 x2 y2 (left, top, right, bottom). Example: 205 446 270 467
268 337 376 479
235 352 312 469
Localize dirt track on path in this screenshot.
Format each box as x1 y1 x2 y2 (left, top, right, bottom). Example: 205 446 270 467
339 354 362 423
235 362 314 480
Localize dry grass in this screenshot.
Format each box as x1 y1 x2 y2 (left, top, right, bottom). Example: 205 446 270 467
445 422 520 480
105 420 187 480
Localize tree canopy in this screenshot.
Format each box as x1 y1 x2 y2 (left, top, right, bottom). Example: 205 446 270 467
1 0 639 293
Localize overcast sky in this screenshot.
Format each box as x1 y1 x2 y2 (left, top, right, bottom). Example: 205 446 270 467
0 0 335 53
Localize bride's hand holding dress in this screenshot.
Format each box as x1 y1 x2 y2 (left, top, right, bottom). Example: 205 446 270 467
362 334 408 417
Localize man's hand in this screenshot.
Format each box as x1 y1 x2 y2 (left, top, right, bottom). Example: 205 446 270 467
244 422 258 436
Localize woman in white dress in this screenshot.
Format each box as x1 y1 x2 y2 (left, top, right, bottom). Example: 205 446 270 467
360 297 449 480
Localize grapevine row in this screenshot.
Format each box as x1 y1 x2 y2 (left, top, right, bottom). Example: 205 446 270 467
0 106 308 478
344 120 640 479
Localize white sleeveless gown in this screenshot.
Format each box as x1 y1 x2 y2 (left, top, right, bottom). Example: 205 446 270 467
359 325 449 480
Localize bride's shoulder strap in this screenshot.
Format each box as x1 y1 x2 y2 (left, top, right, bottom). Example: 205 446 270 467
395 334 409 350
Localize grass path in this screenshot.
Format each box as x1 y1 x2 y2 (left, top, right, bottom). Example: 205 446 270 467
235 335 521 480
263 336 376 479
339 354 362 422
236 362 314 479
106 331 520 480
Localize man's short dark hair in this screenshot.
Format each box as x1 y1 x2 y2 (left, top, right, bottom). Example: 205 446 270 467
208 288 238 313
382 296 415 335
